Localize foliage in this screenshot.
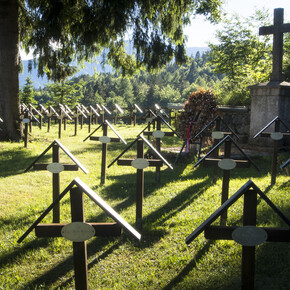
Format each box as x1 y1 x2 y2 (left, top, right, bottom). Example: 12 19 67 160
208 11 272 105
35 53 221 108
46 79 86 107
19 0 222 80
177 88 218 141
20 77 35 105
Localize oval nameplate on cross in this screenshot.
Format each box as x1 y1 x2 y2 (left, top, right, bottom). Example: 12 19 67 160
61 222 95 242
99 136 111 143
212 131 224 139
232 226 268 247
47 162 65 173
133 109 137 113
153 130 165 139
218 159 236 170
146 117 153 123
100 111 105 115
270 132 283 141
22 118 30 124
131 158 149 169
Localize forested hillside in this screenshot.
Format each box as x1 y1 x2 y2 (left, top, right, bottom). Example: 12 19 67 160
32 51 223 108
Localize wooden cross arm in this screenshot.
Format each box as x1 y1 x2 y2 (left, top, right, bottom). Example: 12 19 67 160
35 223 122 237
259 23 290 35
259 132 290 138
89 136 120 142
117 159 163 167
204 158 250 168
202 131 233 137
204 226 290 242
143 131 175 137
33 164 79 171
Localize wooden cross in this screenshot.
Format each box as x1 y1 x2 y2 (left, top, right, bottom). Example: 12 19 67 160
37 104 49 130
185 180 290 290
108 134 173 231
60 104 73 131
143 113 180 181
88 105 100 132
194 135 259 225
84 120 127 184
17 177 141 290
46 105 59 133
98 104 111 123
58 105 72 138
20 104 41 147
112 104 124 124
25 140 88 223
130 104 143 126
28 104 43 131
254 116 290 185
259 8 290 82
194 116 239 181
72 104 87 136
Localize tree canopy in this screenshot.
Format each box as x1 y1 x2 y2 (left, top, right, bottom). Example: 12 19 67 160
0 0 223 140
208 10 272 105
19 0 223 80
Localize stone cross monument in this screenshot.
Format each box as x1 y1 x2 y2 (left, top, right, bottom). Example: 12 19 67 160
259 8 290 82
250 8 290 145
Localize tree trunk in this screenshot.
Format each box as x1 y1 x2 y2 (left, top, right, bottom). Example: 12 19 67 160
0 0 21 141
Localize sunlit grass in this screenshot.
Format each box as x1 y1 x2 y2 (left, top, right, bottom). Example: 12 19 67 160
0 122 289 289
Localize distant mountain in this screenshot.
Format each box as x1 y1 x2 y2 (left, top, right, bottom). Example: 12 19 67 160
19 47 209 88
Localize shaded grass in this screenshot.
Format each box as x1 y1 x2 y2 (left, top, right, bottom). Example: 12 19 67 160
0 122 289 289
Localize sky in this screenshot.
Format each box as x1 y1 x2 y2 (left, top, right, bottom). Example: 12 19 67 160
20 0 290 59
184 0 290 47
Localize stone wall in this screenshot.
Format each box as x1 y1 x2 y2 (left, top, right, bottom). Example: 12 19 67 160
218 106 250 143
249 81 290 146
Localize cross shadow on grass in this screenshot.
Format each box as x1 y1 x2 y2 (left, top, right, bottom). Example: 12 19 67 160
0 238 50 270
0 149 41 177
20 236 127 289
162 240 215 290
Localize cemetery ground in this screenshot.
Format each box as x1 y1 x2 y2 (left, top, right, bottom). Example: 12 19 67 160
0 123 289 289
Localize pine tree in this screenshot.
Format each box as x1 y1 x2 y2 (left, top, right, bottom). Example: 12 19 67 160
21 77 35 105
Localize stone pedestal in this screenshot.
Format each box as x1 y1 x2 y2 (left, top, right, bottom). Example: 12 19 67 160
249 81 290 146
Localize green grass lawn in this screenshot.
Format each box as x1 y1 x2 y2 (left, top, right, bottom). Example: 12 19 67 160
0 122 289 289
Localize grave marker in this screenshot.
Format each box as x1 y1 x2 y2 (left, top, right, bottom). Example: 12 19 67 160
185 180 290 290
194 116 239 181
254 116 290 185
143 113 180 181
108 134 173 231
20 104 41 147
130 104 143 126
28 104 43 130
17 177 141 290
194 135 259 225
73 104 87 135
84 120 127 184
38 104 49 129
88 105 100 132
47 106 59 133
113 104 124 124
259 8 290 82
58 105 73 138
25 140 88 223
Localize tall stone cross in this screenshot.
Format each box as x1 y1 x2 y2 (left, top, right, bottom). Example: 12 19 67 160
259 8 290 82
